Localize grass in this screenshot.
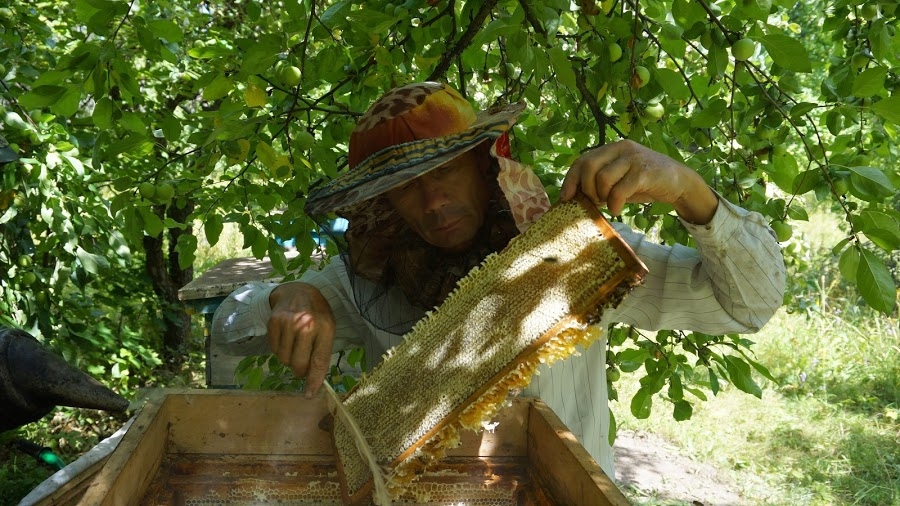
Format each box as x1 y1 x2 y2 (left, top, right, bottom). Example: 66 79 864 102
614 207 900 506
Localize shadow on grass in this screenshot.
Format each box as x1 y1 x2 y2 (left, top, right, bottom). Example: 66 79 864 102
765 417 900 505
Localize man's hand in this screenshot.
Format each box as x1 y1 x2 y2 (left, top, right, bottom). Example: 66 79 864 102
560 140 718 225
267 282 336 397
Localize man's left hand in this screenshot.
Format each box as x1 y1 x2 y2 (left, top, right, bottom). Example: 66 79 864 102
560 140 718 225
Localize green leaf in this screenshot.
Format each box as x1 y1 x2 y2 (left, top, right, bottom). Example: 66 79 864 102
204 214 224 246
139 207 164 237
75 247 109 274
655 68 690 102
870 96 900 125
617 348 650 372
691 99 728 128
239 34 282 76
789 102 817 118
175 234 197 270
853 210 900 251
348 348 365 368
148 19 184 42
852 67 888 98
92 97 114 129
736 0 772 20
18 86 68 109
672 0 706 29
791 169 824 195
684 386 708 401
741 354 778 382
548 46 576 90
707 366 720 396
857 248 898 314
759 34 811 72
723 355 762 398
769 151 799 193
202 74 233 101
673 400 693 421
251 233 268 259
51 87 81 117
630 386 653 419
847 166 895 195
188 45 233 59
668 373 684 401
839 245 860 283
608 410 617 447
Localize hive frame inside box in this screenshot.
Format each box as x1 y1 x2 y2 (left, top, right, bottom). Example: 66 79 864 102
76 389 629 505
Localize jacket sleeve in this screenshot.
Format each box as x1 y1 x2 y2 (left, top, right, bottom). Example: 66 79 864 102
607 195 786 334
210 258 371 356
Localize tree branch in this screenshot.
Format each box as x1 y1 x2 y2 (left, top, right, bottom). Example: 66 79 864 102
427 0 500 81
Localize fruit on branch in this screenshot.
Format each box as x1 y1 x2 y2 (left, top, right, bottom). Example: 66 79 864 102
155 182 175 203
731 37 755 61
644 102 665 120
278 65 302 87
632 65 650 88
607 42 622 62
138 182 156 200
771 220 793 242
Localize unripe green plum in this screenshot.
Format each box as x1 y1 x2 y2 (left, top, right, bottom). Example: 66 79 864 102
771 220 793 242
607 367 621 382
851 52 870 69
731 38 755 61
632 66 650 88
833 178 849 195
644 102 665 120
279 65 302 87
607 42 622 62
139 182 156 199
156 182 175 202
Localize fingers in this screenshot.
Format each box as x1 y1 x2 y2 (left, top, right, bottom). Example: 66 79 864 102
562 143 620 201
266 283 336 395
564 143 634 212
303 330 334 398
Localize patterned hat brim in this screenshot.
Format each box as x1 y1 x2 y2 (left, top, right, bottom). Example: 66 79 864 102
304 102 525 216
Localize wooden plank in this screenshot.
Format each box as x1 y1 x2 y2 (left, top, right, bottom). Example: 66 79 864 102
444 397 529 458
163 390 332 455
526 399 630 506
33 455 107 505
177 256 281 302
78 390 171 506
178 252 319 302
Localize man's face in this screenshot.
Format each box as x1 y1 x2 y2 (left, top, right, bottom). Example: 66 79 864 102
386 150 491 253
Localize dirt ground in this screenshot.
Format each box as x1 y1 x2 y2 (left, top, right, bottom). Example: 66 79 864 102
613 430 769 505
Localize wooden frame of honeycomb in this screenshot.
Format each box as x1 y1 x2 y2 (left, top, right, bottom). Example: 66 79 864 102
330 196 648 504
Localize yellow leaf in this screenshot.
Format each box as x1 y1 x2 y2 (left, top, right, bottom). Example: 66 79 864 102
256 141 278 168
236 139 250 159
271 155 292 179
596 81 609 101
244 83 267 108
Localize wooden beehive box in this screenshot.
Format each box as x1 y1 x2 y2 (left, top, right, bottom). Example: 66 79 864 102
71 389 628 505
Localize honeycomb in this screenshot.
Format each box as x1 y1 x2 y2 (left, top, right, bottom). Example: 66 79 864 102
182 478 343 505
332 199 643 503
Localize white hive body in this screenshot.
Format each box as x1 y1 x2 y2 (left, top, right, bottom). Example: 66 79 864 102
330 197 647 504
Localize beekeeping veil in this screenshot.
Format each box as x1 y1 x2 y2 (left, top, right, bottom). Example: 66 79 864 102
304 82 551 334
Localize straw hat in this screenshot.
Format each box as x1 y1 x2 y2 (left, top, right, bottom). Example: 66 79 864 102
304 82 524 216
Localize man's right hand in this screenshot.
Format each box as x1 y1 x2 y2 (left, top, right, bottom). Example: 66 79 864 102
267 282 336 398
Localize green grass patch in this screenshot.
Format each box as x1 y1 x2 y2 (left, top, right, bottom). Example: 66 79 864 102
615 305 899 506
